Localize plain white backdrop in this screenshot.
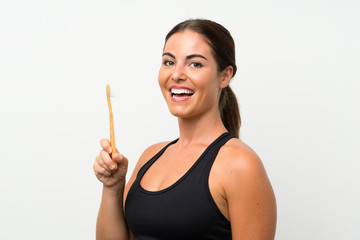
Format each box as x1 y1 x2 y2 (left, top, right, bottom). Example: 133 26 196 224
0 0 359 239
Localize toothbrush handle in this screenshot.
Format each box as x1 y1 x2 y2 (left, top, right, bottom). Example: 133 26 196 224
106 84 118 170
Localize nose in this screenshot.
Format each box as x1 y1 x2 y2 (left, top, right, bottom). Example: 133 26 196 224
171 63 186 82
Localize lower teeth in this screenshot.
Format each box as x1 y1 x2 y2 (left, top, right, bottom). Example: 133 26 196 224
173 94 191 98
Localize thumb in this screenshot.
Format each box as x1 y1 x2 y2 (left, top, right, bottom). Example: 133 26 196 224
112 152 128 169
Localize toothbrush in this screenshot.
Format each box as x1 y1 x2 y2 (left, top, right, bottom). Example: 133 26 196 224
106 84 118 170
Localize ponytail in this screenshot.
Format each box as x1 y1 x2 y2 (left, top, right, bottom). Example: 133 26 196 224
219 86 240 138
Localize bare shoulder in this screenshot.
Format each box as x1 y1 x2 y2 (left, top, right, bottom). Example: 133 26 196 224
217 138 265 175
216 137 273 197
217 138 277 239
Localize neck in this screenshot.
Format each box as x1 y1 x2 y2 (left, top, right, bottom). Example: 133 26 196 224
176 108 227 147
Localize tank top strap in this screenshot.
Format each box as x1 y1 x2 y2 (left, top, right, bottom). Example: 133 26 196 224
136 139 178 178
136 132 234 180
196 132 235 173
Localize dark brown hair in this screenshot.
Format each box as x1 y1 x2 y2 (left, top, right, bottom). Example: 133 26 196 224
165 19 241 138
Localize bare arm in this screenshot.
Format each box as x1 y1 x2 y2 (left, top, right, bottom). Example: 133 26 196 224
94 139 130 240
222 143 277 240
94 139 169 240
96 183 129 240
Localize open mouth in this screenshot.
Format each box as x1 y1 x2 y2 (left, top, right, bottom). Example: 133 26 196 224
170 88 195 101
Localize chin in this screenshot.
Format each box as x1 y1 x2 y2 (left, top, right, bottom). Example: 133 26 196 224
167 106 193 118
168 109 187 118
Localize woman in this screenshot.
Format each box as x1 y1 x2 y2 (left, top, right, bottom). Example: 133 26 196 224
94 19 277 240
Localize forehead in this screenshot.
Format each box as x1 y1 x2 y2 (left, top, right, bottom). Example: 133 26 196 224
163 30 213 56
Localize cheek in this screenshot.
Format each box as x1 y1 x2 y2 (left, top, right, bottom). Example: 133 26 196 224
158 70 170 99
199 78 222 102
158 68 168 87
195 73 219 92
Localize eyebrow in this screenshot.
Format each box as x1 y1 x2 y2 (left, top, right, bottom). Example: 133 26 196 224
162 52 175 58
186 54 208 61
162 52 208 61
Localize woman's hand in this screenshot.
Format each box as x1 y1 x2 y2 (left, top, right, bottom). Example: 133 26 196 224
94 138 128 189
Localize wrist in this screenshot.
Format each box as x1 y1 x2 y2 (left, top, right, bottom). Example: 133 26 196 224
102 180 126 197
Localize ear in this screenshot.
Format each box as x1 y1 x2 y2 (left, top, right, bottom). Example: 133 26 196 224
219 66 233 89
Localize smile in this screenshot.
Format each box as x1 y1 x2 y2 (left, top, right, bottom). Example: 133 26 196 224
170 87 195 102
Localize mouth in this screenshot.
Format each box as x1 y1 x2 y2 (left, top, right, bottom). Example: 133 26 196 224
169 87 195 102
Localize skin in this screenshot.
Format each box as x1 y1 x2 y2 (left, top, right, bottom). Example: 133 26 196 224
94 29 277 240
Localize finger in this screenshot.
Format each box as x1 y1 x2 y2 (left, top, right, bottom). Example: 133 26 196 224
95 155 110 172
100 138 112 154
113 154 128 179
100 150 117 171
113 153 128 169
112 152 125 164
93 160 112 178
96 152 112 172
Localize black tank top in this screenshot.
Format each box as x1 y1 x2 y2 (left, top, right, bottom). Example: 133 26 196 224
125 132 234 240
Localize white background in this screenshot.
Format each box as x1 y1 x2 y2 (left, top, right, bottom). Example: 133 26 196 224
0 0 359 239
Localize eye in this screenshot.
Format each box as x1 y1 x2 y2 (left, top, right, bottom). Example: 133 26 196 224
163 60 174 66
190 62 203 68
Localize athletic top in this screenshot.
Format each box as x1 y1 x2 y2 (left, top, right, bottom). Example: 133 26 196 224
125 132 235 240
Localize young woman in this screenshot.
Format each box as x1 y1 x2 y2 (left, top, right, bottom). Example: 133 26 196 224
94 19 277 240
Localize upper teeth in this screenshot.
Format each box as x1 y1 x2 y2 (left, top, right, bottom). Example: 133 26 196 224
171 88 194 94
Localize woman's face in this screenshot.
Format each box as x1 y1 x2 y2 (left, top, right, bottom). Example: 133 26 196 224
158 29 231 119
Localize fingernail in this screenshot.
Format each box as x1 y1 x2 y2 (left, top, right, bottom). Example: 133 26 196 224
108 148 112 153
